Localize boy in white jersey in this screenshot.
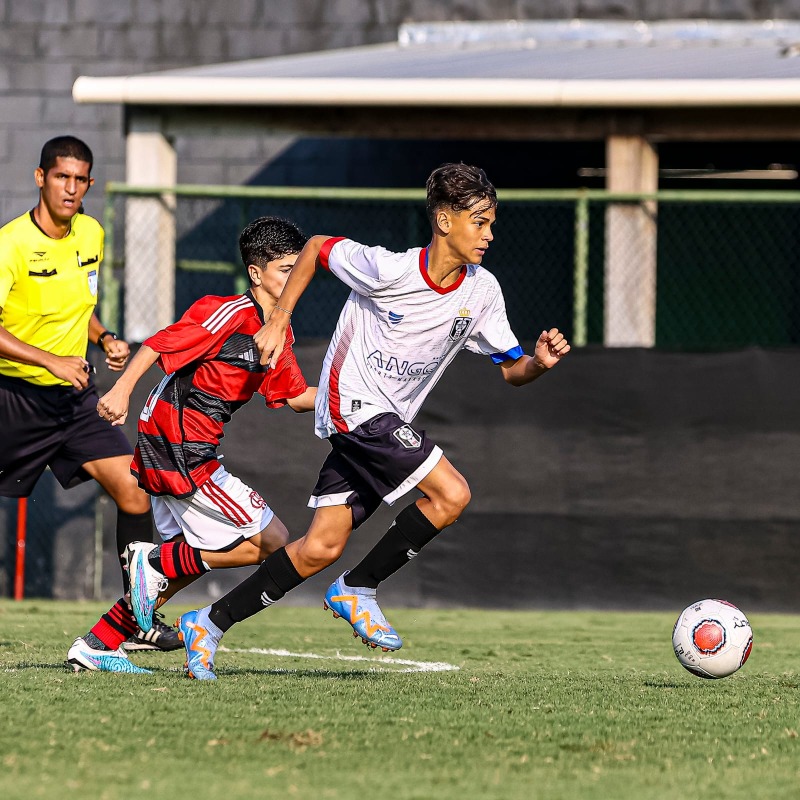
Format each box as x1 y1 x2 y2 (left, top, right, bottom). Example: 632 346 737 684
154 164 570 679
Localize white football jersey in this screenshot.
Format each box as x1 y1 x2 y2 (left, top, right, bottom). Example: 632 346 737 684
313 237 523 439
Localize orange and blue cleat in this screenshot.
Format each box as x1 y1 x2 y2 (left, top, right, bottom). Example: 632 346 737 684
323 572 402 652
176 608 221 680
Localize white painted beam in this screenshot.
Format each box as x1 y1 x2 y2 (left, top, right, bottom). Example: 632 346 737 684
73 76 800 108
124 116 177 342
604 135 659 348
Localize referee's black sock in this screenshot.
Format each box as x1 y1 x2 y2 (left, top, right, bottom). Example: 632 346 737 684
116 509 153 594
208 547 304 633
346 503 440 589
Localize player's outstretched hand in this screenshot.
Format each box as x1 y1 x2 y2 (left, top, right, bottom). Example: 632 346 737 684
534 328 570 369
47 354 91 389
97 385 130 426
254 315 289 369
103 337 130 372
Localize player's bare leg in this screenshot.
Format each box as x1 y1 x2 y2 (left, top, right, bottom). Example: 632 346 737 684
285 504 353 576
325 457 471 651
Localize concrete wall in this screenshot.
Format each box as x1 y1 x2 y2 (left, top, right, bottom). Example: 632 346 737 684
4 0 800 224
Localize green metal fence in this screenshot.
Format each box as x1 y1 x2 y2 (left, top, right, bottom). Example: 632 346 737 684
103 184 800 349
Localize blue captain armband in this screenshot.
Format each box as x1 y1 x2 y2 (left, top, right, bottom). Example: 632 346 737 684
490 345 525 365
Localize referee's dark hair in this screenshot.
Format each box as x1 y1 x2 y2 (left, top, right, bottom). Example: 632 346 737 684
39 136 94 174
239 216 308 269
426 162 497 224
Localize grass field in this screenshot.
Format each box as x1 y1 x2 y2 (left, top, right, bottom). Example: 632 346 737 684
1 600 798 800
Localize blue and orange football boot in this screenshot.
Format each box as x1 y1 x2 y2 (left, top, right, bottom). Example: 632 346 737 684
176 608 221 681
323 572 403 652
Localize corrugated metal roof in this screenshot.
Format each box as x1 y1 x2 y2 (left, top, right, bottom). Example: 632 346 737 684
140 20 800 81
72 20 800 108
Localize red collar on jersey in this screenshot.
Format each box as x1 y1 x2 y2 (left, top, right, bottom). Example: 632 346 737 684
419 246 466 295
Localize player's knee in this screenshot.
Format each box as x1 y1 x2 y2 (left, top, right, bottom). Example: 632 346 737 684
116 488 150 515
295 537 346 573
440 482 471 525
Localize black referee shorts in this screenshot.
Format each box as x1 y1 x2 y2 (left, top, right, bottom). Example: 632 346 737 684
0 374 133 498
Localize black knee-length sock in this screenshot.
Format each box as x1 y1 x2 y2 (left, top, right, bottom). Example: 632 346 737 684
208 547 304 632
346 503 440 589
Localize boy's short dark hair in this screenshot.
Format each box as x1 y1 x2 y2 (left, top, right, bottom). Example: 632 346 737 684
39 136 94 174
425 163 497 224
239 216 308 269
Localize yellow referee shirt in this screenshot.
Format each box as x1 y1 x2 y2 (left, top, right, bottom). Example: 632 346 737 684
0 210 103 386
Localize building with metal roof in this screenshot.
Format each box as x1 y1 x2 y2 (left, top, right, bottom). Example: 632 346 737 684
72 20 800 345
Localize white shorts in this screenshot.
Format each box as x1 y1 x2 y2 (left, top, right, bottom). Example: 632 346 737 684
151 465 274 552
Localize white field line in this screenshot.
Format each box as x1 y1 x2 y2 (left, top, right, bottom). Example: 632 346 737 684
217 645 460 673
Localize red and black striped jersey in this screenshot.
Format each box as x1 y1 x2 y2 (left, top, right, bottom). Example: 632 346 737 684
131 291 308 498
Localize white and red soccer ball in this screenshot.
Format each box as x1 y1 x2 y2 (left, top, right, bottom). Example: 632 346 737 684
672 599 753 679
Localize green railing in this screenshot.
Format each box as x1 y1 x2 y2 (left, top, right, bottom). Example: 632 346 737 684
103 184 800 349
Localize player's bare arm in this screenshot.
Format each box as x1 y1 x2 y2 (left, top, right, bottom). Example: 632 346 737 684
255 235 331 369
97 343 160 425
500 328 571 386
286 386 317 412
88 313 130 372
0 313 90 389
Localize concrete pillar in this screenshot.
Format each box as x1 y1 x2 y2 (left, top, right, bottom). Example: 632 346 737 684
604 135 658 347
124 114 177 342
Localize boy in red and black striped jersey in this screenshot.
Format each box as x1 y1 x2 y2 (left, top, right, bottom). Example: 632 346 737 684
66 217 316 674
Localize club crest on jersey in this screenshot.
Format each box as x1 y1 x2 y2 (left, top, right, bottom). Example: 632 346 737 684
448 309 472 341
87 269 98 296
392 424 422 449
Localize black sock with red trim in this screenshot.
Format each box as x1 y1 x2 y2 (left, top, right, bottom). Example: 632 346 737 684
208 547 304 632
148 542 208 579
346 502 440 589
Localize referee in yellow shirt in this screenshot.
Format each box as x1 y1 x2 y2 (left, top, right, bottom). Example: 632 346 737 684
0 136 179 652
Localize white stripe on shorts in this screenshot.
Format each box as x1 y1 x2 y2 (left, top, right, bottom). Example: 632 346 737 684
307 490 353 509
383 446 443 505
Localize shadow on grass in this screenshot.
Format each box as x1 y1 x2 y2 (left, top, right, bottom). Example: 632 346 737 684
6 661 395 681
642 680 690 689
215 667 394 680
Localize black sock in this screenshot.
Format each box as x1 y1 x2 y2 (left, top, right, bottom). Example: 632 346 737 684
116 510 153 594
346 503 440 589
208 547 304 632
84 632 109 650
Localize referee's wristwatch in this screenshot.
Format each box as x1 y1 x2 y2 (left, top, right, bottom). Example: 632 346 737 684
97 330 118 350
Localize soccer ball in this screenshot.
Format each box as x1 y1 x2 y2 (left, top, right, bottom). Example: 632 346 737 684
672 599 753 679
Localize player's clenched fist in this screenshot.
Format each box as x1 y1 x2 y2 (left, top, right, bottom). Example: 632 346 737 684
102 337 130 372
534 328 570 369
97 386 129 426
